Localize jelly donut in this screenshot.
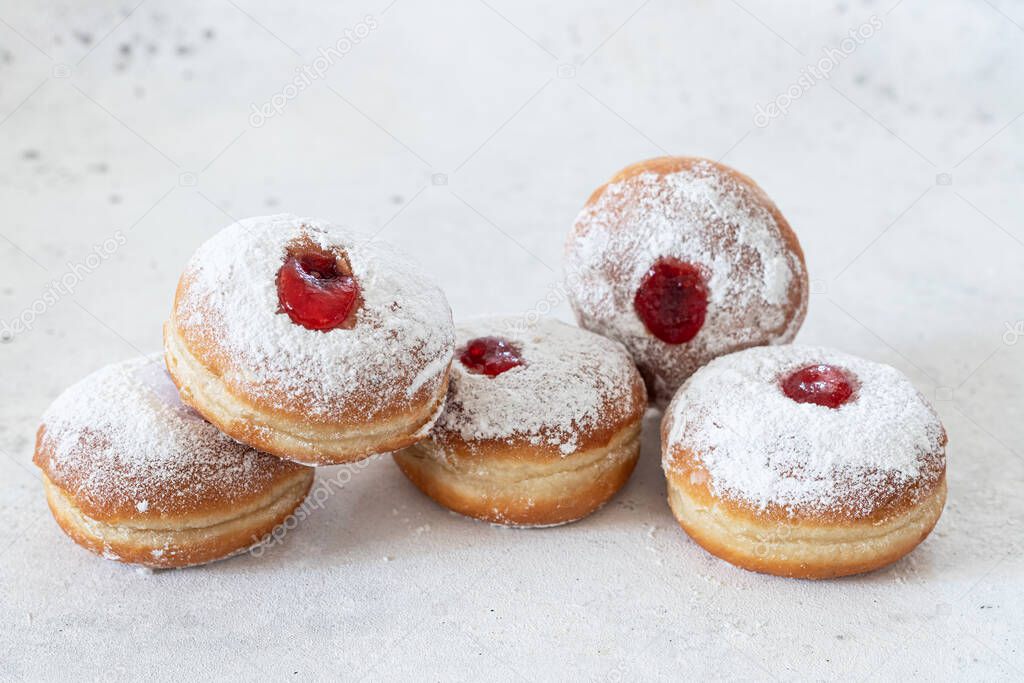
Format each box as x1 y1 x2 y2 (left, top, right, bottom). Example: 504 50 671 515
33 356 315 568
393 318 647 527
164 214 455 465
565 156 808 406
661 345 947 579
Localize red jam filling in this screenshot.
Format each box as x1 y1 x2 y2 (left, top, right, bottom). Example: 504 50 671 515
459 336 523 377
634 258 709 344
782 364 855 409
276 249 360 331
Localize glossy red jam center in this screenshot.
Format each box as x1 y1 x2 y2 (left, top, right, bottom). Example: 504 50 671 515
276 249 360 331
634 258 709 344
459 336 523 376
782 364 855 409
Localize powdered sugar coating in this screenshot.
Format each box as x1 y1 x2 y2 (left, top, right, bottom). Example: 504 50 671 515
431 318 645 456
565 158 808 404
35 356 305 518
662 345 946 518
173 214 455 421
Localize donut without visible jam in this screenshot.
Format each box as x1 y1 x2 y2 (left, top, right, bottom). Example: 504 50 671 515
33 356 315 569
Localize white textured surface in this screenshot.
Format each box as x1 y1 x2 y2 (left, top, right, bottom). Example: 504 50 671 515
1 0 1022 680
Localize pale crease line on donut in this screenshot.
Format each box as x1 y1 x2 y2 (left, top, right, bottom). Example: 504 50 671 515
164 321 448 461
401 421 641 489
44 474 312 563
396 429 640 528
43 469 314 533
668 477 946 554
58 471 311 532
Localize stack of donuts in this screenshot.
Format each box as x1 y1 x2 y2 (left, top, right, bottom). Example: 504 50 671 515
34 157 947 579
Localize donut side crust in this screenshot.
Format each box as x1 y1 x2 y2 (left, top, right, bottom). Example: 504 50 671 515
393 419 642 527
164 321 448 465
33 424 312 524
41 469 314 569
665 471 946 579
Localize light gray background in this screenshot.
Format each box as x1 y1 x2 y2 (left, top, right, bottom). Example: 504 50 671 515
1 0 1022 680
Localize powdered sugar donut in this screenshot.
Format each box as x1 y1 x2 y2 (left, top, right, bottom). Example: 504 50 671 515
565 157 808 406
662 345 947 579
164 214 455 465
33 356 315 569
393 317 647 527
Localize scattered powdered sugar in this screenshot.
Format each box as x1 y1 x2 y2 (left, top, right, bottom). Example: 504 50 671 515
565 159 807 403
432 317 643 456
176 214 454 420
37 355 303 516
663 345 946 516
